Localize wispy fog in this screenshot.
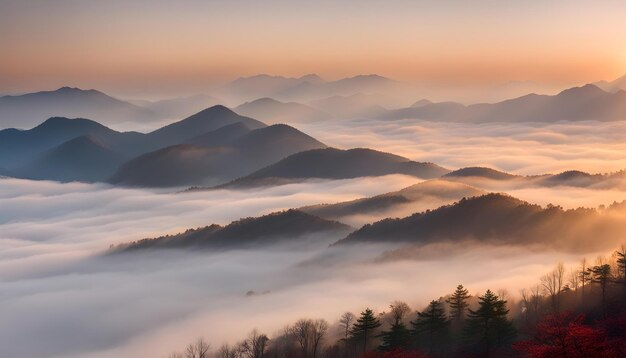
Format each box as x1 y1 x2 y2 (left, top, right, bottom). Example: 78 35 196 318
298 119 626 175
0 172 619 358
4 120 626 357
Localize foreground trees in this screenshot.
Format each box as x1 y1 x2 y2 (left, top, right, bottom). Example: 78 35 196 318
288 318 329 358
350 308 382 354
446 285 471 324
166 246 626 358
464 290 516 355
514 312 615 358
411 300 449 354
378 302 411 352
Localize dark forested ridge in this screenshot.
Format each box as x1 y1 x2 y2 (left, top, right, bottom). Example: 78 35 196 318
336 193 624 251
112 209 352 252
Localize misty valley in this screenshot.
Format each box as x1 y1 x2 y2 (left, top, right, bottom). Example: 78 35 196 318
3 86 626 357
3 2 626 356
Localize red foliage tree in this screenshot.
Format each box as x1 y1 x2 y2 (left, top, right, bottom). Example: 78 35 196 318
513 312 617 358
362 348 429 358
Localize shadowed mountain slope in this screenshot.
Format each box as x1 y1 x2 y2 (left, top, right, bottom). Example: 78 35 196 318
218 148 449 189
0 117 144 170
110 124 327 187
12 135 127 182
145 105 265 149
184 122 252 147
113 209 351 252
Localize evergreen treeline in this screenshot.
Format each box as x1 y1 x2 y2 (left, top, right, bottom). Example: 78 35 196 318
167 246 626 358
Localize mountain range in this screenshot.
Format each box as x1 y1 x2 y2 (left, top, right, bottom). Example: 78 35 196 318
380 84 626 122
220 74 409 103
109 123 327 187
113 191 626 256
233 97 331 124
0 87 157 128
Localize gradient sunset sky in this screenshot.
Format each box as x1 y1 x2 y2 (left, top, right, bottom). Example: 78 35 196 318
1 0 625 97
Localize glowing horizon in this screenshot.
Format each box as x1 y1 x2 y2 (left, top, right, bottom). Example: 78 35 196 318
1 0 625 98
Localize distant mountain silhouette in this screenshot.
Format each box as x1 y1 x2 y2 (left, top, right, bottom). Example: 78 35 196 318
133 94 221 119
234 97 331 124
12 135 126 182
381 84 626 122
110 123 327 187
443 166 626 190
218 148 449 189
411 99 433 107
113 209 351 252
300 179 484 224
594 74 626 92
308 93 391 119
335 193 618 251
0 87 157 128
0 116 144 170
444 167 520 180
380 101 466 120
221 74 407 103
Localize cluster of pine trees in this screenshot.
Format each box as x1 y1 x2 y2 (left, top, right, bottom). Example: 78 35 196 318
167 246 626 358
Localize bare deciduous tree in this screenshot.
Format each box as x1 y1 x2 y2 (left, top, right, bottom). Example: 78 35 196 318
240 330 269 358
311 319 329 358
388 301 410 325
541 262 564 312
185 338 210 358
339 312 355 358
568 267 580 291
215 344 239 358
289 319 313 358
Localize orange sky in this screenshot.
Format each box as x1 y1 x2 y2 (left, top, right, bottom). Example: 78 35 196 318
1 0 625 97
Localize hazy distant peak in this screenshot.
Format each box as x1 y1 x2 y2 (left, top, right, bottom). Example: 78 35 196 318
243 97 283 105
556 83 606 98
299 74 324 83
56 86 96 93
411 99 433 107
338 74 395 84
444 167 518 180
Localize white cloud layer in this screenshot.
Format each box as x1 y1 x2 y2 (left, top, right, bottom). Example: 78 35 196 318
3 119 626 357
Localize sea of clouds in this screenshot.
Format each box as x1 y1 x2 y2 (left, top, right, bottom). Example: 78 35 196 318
2 119 626 357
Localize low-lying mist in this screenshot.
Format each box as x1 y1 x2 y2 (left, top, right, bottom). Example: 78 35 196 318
1 173 622 358
4 120 626 357
298 119 626 175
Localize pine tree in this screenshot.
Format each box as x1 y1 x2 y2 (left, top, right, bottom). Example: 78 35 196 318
464 289 515 356
349 308 381 355
616 246 626 290
377 321 411 352
411 300 449 354
446 284 471 322
589 264 612 317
